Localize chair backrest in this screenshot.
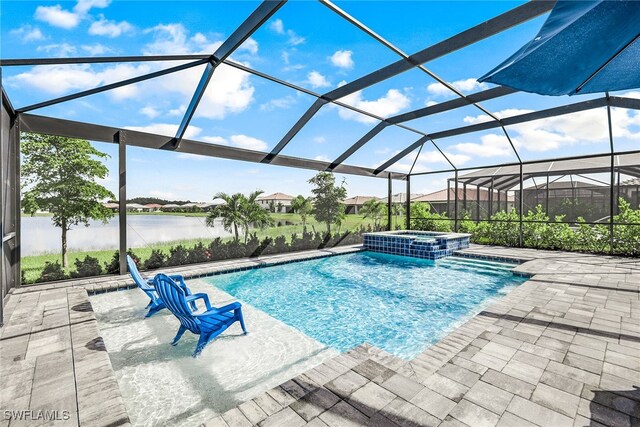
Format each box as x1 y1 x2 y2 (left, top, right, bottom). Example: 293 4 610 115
127 255 152 291
153 274 200 333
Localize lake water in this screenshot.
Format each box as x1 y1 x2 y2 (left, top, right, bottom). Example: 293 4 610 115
21 215 235 256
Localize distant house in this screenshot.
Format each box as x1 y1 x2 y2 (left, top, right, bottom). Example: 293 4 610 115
126 203 147 212
256 193 294 213
412 188 515 215
161 204 181 211
343 196 381 214
145 203 162 212
103 202 119 212
391 193 423 204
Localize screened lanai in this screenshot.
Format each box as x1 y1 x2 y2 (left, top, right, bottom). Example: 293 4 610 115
3 0 640 324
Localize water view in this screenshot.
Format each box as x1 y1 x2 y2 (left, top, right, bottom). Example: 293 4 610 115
21 215 234 256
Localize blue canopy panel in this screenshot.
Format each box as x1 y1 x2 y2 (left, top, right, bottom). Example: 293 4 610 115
478 0 640 96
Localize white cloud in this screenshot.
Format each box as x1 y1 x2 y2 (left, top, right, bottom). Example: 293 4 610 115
330 50 354 70
142 24 255 119
10 25 45 42
419 150 470 165
10 19 256 122
454 107 640 156
313 136 326 144
230 135 267 151
125 123 202 139
314 155 331 162
454 134 515 157
307 71 331 89
288 32 305 46
89 16 132 37
36 43 78 56
260 95 296 111
427 78 488 98
176 153 207 161
269 19 284 34
169 105 186 116
34 0 109 29
81 43 112 55
35 5 81 29
74 0 110 15
143 23 191 54
392 149 470 172
140 106 160 119
268 18 304 45
240 37 259 55
338 88 410 124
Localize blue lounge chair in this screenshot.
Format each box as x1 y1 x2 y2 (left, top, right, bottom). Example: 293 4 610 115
126 255 195 317
153 273 247 357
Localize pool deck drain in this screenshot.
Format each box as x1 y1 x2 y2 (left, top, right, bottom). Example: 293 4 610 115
1 245 639 426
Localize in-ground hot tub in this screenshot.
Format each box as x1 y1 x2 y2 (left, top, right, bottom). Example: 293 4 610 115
363 230 471 260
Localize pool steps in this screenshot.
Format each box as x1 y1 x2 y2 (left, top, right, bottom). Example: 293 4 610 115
439 257 517 270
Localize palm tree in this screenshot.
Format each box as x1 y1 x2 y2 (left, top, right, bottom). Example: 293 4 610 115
207 191 274 243
291 195 313 232
241 190 273 243
206 192 244 241
360 199 386 230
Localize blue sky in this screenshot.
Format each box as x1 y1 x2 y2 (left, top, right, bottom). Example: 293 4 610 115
3 0 640 201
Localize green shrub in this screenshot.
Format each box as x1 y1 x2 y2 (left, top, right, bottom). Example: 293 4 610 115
143 249 166 270
71 255 103 278
166 245 189 266
105 250 140 274
37 261 67 282
410 203 451 232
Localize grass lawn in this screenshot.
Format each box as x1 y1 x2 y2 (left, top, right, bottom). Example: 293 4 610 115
21 213 403 284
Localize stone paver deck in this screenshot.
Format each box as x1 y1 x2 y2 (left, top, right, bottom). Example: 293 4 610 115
1 245 638 426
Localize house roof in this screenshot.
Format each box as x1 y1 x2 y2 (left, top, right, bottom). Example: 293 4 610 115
103 202 119 209
145 204 163 208
344 196 380 206
257 192 294 201
413 188 515 203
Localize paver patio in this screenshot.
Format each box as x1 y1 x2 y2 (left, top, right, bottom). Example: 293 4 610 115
1 245 638 427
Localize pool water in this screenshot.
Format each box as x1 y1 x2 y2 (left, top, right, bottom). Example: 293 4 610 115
208 252 526 360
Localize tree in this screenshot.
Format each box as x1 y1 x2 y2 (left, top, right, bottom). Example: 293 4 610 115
206 191 273 243
291 195 313 232
392 203 404 229
241 190 274 243
308 172 347 234
276 201 284 213
360 199 386 230
21 133 115 268
207 192 245 241
268 200 276 213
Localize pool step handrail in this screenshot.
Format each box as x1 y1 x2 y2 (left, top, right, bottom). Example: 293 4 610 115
153 273 247 357
126 255 196 317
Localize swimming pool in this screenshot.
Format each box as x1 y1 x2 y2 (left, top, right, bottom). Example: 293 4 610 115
208 251 527 360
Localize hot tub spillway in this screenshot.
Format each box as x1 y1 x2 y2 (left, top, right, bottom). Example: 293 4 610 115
363 231 471 260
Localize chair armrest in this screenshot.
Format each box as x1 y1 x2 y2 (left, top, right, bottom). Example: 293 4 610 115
185 293 213 311
210 301 242 314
